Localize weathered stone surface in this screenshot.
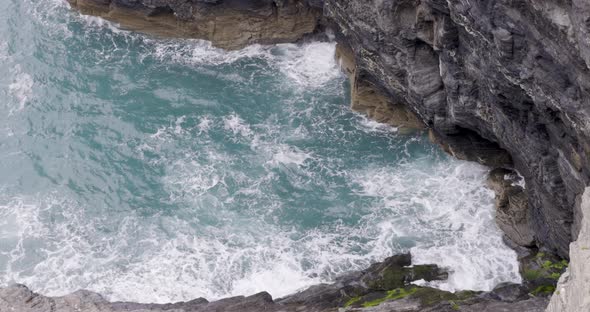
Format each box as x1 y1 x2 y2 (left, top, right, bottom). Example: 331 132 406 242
68 0 322 50
335 43 426 132
324 0 590 258
546 187 590 312
487 168 535 247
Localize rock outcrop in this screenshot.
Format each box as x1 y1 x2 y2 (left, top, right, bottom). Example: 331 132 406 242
67 0 323 50
487 168 535 247
0 254 553 312
335 43 426 132
546 187 590 312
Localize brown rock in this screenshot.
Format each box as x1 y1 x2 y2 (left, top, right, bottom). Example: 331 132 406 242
335 44 425 132
68 0 321 50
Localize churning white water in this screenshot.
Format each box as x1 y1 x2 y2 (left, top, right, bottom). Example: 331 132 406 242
0 0 520 304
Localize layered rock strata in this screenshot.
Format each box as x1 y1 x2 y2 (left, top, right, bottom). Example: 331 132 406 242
336 43 426 132
487 168 534 247
67 0 322 50
323 0 590 259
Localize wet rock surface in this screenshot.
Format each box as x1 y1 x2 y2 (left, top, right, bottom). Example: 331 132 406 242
0 254 553 311
67 0 322 50
487 168 534 247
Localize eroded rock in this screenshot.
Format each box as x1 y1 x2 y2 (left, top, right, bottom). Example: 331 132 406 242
487 168 535 247
324 0 590 258
68 0 322 50
335 43 425 132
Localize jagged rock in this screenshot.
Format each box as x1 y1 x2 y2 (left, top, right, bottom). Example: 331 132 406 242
487 168 535 247
359 254 448 291
429 130 513 168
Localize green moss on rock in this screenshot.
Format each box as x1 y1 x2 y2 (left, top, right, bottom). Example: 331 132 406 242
344 296 361 307
531 285 556 296
412 287 478 306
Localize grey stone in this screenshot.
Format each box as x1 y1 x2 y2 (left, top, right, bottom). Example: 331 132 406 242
546 187 590 312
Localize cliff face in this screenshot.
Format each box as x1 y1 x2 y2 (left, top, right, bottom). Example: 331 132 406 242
324 0 590 258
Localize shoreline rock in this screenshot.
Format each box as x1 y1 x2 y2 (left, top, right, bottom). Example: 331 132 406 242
0 254 554 312
487 168 535 247
335 43 426 132
67 0 322 50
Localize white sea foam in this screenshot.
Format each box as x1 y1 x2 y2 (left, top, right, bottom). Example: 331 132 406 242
149 39 342 88
350 160 521 292
2 0 521 303
8 66 33 113
223 113 253 138
355 114 398 134
267 145 313 167
274 42 341 88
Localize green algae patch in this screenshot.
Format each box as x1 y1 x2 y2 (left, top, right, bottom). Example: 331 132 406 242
360 287 418 308
413 287 478 307
341 286 479 309
531 285 556 296
522 251 568 284
549 272 561 280
343 287 420 308
344 296 362 307
524 269 541 280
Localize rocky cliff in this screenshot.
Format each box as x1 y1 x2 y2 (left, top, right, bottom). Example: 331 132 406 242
67 0 323 50
324 0 590 259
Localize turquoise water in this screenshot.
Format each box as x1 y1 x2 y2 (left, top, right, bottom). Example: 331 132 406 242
0 0 520 303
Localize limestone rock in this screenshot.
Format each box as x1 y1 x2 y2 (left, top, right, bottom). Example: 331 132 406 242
546 187 590 312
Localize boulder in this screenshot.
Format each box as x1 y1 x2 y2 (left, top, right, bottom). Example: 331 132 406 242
487 168 535 247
